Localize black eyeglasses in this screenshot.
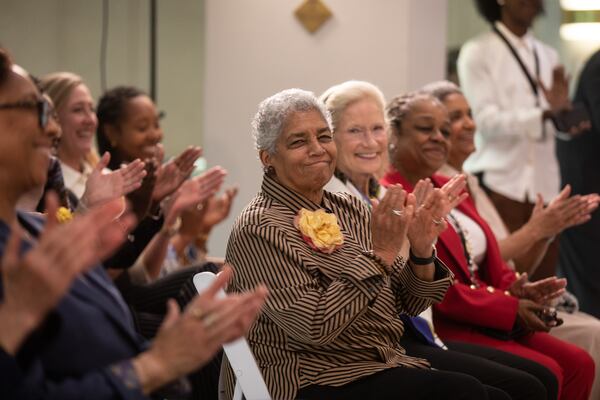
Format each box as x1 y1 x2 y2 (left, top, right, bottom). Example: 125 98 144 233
0 97 52 129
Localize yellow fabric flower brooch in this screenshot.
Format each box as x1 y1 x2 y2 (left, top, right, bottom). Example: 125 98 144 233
294 208 344 254
55 207 73 223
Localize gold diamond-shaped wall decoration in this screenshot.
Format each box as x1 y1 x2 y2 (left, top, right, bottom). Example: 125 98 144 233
295 0 332 34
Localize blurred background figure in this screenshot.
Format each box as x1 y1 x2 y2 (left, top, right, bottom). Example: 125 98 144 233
458 0 577 281
556 48 600 319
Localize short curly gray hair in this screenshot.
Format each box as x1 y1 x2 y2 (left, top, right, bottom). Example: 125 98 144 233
252 88 332 155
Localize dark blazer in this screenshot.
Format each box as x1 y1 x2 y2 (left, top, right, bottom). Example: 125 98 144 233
556 49 600 318
0 212 149 400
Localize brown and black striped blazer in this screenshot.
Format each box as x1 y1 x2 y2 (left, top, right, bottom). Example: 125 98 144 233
223 174 453 399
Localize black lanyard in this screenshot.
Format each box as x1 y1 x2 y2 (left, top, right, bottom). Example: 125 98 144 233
493 25 540 102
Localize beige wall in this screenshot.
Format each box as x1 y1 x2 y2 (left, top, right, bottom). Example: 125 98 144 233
203 0 448 255
0 0 204 156
2 0 450 256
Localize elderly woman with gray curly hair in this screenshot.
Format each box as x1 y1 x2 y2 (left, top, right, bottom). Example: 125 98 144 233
222 88 499 400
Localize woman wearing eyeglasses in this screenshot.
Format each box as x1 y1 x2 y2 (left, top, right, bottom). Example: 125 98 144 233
0 47 268 399
322 80 555 400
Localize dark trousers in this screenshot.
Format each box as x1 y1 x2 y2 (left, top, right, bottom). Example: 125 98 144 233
447 341 558 400
485 188 559 281
399 329 556 400
297 365 505 400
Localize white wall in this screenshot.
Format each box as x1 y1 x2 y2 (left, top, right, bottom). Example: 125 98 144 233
203 0 448 256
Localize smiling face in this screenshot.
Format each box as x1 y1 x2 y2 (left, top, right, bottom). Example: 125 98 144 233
110 95 163 162
443 93 476 170
334 98 387 179
0 66 58 196
261 109 337 201
56 83 97 164
392 98 450 179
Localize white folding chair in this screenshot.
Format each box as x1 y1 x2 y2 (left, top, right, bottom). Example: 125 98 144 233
193 272 272 400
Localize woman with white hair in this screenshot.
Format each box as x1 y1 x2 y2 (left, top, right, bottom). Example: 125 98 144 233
222 88 502 400
322 79 555 400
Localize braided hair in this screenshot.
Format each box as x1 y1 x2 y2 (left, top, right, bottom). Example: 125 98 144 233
385 91 443 162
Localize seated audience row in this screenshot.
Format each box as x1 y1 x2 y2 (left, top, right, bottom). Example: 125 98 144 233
3 41 600 400
0 48 267 399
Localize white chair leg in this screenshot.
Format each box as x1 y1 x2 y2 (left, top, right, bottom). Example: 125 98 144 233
233 381 243 400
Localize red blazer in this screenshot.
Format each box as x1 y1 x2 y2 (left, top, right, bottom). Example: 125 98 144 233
381 169 520 339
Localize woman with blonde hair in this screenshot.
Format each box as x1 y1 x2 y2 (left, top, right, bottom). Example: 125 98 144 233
40 72 145 209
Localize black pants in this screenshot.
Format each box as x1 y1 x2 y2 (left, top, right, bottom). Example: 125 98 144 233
446 340 558 400
400 330 557 400
297 365 505 400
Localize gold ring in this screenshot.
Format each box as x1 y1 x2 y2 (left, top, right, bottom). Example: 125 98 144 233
203 313 218 329
196 203 204 211
190 307 204 319
432 217 444 225
392 209 404 216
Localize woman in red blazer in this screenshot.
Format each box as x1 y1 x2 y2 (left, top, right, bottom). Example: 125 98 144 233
380 91 594 400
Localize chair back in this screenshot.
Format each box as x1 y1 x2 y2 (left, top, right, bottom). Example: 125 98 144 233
193 272 272 400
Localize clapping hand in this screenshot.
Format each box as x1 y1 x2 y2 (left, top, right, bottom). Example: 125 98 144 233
440 174 469 211
180 186 238 239
161 166 227 231
80 152 146 209
509 272 566 304
408 180 448 257
540 66 591 136
132 266 268 394
0 192 135 355
527 186 600 240
517 299 551 333
408 176 468 257
197 187 238 230
152 145 203 202
127 160 157 220
371 184 415 268
540 65 571 115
